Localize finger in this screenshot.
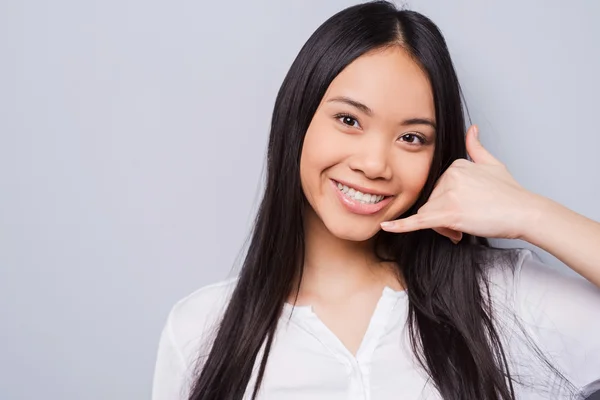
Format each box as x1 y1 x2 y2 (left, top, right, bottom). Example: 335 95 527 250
466 125 503 166
452 231 463 244
433 227 463 243
380 211 455 233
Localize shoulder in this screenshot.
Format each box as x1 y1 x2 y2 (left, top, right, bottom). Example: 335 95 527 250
166 276 239 365
152 277 239 399
509 249 600 347
484 247 599 309
485 247 600 390
487 247 600 319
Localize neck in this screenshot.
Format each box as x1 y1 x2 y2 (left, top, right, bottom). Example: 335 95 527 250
291 207 403 304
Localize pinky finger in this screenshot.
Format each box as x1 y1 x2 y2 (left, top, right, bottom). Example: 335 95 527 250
380 212 453 233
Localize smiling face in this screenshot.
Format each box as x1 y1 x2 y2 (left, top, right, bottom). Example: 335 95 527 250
299 46 436 241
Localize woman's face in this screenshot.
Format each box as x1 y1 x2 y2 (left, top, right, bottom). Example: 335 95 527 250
300 46 436 241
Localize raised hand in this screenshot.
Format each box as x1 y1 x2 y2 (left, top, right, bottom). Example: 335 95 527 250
380 125 538 244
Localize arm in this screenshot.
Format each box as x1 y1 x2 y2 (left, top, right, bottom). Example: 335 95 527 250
520 193 600 288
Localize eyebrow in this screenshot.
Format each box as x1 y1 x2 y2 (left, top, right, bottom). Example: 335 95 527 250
326 96 437 130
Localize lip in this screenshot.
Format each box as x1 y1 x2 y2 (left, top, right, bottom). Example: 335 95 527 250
330 179 394 215
332 178 395 197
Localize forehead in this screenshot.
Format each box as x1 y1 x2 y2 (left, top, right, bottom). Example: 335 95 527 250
322 46 435 121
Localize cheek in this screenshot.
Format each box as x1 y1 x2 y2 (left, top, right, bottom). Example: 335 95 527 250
389 151 434 209
402 157 431 190
299 118 342 193
299 124 329 201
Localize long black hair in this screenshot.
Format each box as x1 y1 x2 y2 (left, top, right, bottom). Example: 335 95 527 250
188 2 571 399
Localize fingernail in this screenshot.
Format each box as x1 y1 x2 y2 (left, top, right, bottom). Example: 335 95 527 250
380 221 394 228
473 125 479 140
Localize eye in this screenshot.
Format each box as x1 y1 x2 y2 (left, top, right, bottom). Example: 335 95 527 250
399 133 427 146
335 113 361 129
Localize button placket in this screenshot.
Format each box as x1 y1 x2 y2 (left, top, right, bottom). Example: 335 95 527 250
347 357 367 400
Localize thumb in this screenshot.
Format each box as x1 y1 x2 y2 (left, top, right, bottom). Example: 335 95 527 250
466 125 502 165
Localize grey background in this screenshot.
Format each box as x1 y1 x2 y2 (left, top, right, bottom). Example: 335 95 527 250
1 0 598 399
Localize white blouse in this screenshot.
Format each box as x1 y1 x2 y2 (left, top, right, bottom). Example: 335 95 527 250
152 249 600 399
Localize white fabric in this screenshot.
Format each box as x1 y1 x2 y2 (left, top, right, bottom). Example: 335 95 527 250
152 249 600 399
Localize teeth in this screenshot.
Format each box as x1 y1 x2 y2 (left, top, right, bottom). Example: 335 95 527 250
336 182 386 204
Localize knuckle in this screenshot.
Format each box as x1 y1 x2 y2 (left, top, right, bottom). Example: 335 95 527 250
447 215 461 231
446 167 463 180
446 190 460 205
452 158 470 168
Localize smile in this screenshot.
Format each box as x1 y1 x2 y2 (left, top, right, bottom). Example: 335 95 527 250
330 179 394 215
335 182 386 204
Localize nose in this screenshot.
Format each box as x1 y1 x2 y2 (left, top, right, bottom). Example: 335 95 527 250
348 138 393 180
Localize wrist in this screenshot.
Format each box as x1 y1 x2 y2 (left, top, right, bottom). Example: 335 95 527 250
517 191 555 243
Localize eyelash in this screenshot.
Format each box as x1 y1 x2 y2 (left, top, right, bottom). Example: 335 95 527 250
333 113 429 146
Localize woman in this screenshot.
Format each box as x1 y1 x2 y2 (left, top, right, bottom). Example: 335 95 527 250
152 1 600 399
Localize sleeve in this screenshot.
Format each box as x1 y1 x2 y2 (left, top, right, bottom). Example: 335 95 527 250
152 312 190 400
513 249 600 393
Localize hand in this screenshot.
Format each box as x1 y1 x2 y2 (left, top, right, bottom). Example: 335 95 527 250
380 125 539 243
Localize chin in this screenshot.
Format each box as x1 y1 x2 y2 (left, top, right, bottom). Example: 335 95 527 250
324 220 380 242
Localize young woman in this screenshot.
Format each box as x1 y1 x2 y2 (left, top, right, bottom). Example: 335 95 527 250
152 2 600 399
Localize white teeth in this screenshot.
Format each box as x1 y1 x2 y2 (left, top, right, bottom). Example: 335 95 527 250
336 182 386 204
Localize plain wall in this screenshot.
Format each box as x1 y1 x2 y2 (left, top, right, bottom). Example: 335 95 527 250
1 0 598 398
